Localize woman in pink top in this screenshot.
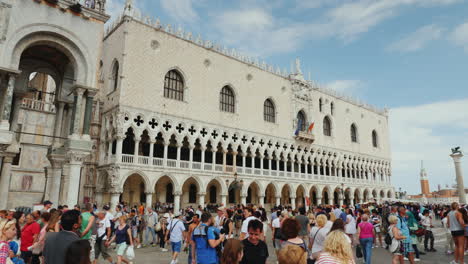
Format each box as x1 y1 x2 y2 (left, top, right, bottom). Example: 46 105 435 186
357 214 375 264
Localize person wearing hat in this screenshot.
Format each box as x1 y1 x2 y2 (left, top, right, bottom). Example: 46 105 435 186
215 207 225 230
42 201 53 213
165 212 186 264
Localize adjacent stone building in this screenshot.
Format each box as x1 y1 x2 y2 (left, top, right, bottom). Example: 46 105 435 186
0 0 394 212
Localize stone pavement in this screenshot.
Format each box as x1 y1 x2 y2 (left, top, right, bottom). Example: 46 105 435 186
99 224 455 264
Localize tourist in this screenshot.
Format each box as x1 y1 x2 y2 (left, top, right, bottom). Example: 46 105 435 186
191 212 225 264
345 208 357 242
447 202 465 264
80 203 96 263
388 215 406 264
20 214 41 263
43 210 81 264
309 214 330 260
333 205 342 219
316 230 355 264
397 207 415 264
0 219 17 264
442 212 455 255
12 212 25 243
240 220 268 264
31 212 50 264
357 214 375 264
371 210 383 248
159 214 168 251
65 239 91 264
222 209 234 239
421 209 435 252
233 209 243 237
295 207 310 248
271 211 282 256
166 212 186 264
106 215 133 264
145 207 158 247
186 213 199 264
221 239 243 264
406 211 421 261
94 211 113 264
279 218 307 249
41 201 53 213
47 211 61 232
330 219 352 244
239 208 256 240
277 244 307 264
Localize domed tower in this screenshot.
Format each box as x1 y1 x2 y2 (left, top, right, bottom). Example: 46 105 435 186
420 161 430 195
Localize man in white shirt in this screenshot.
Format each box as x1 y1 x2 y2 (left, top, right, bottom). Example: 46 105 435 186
333 205 342 219
215 206 225 229
195 205 203 218
95 211 113 264
165 213 186 264
240 207 257 240
421 210 436 252
145 207 158 246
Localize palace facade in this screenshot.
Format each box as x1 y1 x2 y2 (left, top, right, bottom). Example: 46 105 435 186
0 0 394 213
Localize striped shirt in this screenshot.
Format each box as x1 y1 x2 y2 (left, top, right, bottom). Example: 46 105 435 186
0 241 9 264
316 252 355 264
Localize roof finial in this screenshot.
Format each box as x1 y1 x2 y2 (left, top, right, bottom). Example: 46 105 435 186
295 57 303 75
124 0 134 17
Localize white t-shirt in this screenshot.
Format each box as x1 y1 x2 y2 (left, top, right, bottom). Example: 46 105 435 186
310 226 330 254
241 216 257 238
104 212 114 223
325 221 333 230
272 218 281 229
97 218 111 240
168 219 186 242
345 215 357 234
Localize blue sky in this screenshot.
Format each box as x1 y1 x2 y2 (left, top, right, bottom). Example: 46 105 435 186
106 0 468 195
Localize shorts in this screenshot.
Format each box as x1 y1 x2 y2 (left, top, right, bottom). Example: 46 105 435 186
171 241 181 252
403 242 414 254
452 230 465 237
88 235 96 261
274 239 282 250
116 242 128 256
95 239 111 259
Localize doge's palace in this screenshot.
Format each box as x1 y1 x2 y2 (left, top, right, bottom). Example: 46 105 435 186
0 0 394 212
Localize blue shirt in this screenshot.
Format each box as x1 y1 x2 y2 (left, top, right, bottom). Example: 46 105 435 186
397 216 411 243
340 211 347 223
192 224 217 264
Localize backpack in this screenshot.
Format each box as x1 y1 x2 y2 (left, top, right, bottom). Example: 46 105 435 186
193 225 222 259
384 232 392 245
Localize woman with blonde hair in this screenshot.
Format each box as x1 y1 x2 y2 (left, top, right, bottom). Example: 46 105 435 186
0 220 18 263
388 215 406 264
325 213 336 229
278 244 307 264
47 210 62 232
309 214 330 260
221 239 243 264
316 230 355 264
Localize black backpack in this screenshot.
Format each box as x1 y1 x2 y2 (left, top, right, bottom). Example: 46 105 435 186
384 232 392 245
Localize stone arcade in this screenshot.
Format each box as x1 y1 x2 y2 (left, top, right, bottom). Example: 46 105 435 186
0 0 394 212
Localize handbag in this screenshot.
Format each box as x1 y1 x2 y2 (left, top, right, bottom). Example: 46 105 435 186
356 244 363 258
414 228 426 237
126 245 135 260
155 222 162 232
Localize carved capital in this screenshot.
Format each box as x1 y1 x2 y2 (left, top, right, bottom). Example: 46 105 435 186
67 151 88 164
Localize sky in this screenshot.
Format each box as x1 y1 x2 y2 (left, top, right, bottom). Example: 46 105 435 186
106 0 468 195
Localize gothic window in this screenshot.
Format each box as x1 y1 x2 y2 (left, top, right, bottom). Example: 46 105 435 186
330 102 334 115
372 130 378 148
164 70 184 101
319 98 323 112
111 60 119 92
264 99 275 123
297 111 306 131
220 86 235 113
351 124 357 143
209 186 217 203
189 184 197 203
166 183 174 203
323 116 331 136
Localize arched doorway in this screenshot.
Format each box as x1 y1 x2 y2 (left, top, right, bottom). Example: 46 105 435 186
310 186 318 206
154 176 176 204
281 184 291 205
296 185 306 208
265 183 276 208
122 174 146 207
181 177 200 207
228 181 241 205
322 187 330 205
246 182 260 205
205 179 222 205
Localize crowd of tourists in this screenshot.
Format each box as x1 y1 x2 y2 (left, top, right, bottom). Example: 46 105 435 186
0 200 467 264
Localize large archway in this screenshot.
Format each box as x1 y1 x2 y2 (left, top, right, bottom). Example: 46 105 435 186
281 184 292 205
205 178 223 205
322 187 331 205
265 183 277 208
181 177 201 207
246 182 260 205
154 176 176 204
296 185 306 208
121 174 146 207
309 186 318 206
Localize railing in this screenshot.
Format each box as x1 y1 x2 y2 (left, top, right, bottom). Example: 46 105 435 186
21 98 55 113
111 154 387 186
122 154 133 163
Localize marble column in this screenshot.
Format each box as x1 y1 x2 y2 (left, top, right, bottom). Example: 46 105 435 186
212 150 216 170
116 136 124 163
70 87 86 136
222 151 227 170
110 192 121 212
146 192 154 208
450 152 466 204
163 144 168 163
174 192 181 215
49 162 64 206
198 192 205 207
176 145 181 166
1 75 16 126
221 195 227 206
134 139 140 164
82 91 96 136
242 155 246 169
53 102 65 146
291 197 296 210
149 140 155 162
66 152 85 206
189 146 193 167
233 152 237 169
240 195 247 206
349 196 355 207
0 156 13 209
259 195 265 207
201 147 206 167
276 159 280 172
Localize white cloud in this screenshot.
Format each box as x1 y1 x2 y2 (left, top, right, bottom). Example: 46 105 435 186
389 99 468 194
326 80 363 94
387 24 444 52
450 21 468 52
160 0 198 23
